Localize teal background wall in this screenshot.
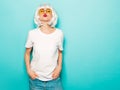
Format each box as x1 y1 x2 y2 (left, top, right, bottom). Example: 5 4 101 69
0 0 120 90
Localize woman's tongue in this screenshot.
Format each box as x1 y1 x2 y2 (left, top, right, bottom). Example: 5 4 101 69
43 14 47 17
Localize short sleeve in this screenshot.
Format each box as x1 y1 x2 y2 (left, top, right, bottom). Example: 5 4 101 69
25 31 33 48
58 31 64 51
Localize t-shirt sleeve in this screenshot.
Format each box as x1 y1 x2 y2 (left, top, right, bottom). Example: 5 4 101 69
25 31 33 48
58 31 64 51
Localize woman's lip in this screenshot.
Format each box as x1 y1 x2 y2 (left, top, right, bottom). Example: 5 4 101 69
43 14 47 17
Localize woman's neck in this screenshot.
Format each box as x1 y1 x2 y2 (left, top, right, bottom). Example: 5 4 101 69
40 24 51 30
39 23 55 33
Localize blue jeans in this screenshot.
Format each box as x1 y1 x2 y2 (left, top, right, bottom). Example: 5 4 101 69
29 77 63 90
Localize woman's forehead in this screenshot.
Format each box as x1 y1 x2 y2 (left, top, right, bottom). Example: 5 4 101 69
40 8 51 10
39 5 52 9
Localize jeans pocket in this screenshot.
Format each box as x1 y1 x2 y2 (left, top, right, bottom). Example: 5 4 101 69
55 77 60 81
29 77 38 81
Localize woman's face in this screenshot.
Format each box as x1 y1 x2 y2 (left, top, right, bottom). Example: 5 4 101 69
38 8 53 23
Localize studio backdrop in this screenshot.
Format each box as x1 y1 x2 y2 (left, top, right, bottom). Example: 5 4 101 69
0 0 120 90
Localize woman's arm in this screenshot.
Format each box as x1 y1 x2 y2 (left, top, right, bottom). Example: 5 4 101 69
52 49 63 79
24 48 38 79
57 50 63 69
24 48 32 72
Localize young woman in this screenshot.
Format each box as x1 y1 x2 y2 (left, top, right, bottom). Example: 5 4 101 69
24 4 64 90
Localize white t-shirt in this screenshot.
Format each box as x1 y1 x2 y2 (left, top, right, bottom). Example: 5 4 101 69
25 28 64 81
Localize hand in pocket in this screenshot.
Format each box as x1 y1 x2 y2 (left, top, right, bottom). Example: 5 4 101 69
28 70 39 80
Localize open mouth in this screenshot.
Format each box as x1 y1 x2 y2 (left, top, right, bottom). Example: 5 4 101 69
43 14 47 17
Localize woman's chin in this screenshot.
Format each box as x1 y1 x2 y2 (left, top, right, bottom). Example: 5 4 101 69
41 19 51 23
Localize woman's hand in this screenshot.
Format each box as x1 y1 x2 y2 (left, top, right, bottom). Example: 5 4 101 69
27 69 39 80
52 66 62 79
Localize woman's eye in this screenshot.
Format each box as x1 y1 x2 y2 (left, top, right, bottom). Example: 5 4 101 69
39 9 44 13
46 9 51 13
47 10 50 12
40 10 44 12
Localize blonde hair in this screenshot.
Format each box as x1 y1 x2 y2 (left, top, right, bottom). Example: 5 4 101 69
34 4 58 27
